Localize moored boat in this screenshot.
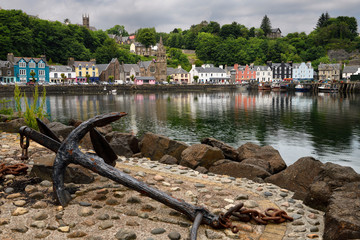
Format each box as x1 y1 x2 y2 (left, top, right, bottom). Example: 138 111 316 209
295 84 311 92
318 83 339 92
258 82 271 91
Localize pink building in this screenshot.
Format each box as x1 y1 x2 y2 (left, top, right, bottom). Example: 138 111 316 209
234 64 256 84
134 76 156 85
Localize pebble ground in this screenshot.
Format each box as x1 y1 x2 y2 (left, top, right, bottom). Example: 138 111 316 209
0 132 324 239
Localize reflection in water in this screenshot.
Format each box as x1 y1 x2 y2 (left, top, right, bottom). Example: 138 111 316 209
3 91 360 172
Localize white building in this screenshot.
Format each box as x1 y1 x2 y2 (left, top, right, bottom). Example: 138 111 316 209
189 64 230 84
254 65 273 82
49 65 76 84
292 62 314 81
342 65 360 80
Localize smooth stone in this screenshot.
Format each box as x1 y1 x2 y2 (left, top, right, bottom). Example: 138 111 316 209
67 231 87 238
127 196 141 204
32 201 47 209
5 187 14 193
11 224 28 233
79 201 92 207
280 192 288 197
154 175 165 181
264 191 273 197
168 231 181 240
244 200 259 208
32 212 48 220
25 185 38 193
78 208 94 217
115 229 137 240
40 180 52 187
96 214 110 220
29 192 45 200
195 183 205 188
30 221 47 229
235 194 249 200
151 228 166 235
126 221 139 226
310 226 319 232
98 221 113 230
106 198 120 205
0 218 10 225
6 193 22 199
291 214 302 220
34 231 51 238
12 207 29 216
58 226 70 232
14 200 27 207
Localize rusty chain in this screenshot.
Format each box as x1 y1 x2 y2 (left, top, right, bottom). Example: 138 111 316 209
218 203 293 233
0 163 28 178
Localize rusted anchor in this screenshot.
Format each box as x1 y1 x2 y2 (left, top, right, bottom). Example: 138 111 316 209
19 112 292 239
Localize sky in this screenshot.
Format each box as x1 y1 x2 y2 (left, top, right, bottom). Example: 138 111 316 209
1 0 359 35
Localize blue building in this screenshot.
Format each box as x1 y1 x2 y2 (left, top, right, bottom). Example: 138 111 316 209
7 53 50 84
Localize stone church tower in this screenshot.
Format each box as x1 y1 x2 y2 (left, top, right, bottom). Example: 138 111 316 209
83 14 89 29
154 37 167 82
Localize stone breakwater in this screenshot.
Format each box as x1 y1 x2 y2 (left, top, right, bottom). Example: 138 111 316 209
0 132 324 240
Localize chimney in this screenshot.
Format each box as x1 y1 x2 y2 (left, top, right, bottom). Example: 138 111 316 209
90 59 96 64
219 65 223 69
68 57 75 67
267 61 272 67
40 55 47 62
7 53 14 63
178 65 181 69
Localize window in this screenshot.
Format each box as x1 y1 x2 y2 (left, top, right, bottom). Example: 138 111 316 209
86 66 89 70
20 69 26 75
92 72 95 77
29 62 35 68
92 66 95 70
38 62 45 68
79 72 82 77
79 65 82 70
86 72 88 76
19 62 26 68
39 70 45 76
54 73 58 78
68 73 71 78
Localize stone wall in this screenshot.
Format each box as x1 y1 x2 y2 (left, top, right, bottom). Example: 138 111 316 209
0 84 237 95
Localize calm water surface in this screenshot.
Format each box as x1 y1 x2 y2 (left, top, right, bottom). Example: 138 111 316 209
4 90 360 173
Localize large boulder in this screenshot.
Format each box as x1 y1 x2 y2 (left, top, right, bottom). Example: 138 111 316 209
29 155 94 184
324 182 360 240
139 132 188 161
209 159 271 180
304 162 360 211
237 143 286 174
0 118 25 133
159 155 178 165
237 142 261 160
105 132 139 158
179 144 224 169
265 157 324 200
201 137 240 161
47 122 75 141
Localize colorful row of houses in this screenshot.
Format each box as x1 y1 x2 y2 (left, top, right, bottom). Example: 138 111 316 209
1 52 359 85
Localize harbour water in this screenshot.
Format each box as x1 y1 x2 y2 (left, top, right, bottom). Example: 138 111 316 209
3 90 360 173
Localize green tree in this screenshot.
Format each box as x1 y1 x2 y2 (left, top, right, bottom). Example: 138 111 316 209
30 71 36 83
108 75 114 83
316 12 330 29
193 75 199 84
136 28 156 48
61 73 66 84
86 74 90 83
106 24 129 36
260 15 272 37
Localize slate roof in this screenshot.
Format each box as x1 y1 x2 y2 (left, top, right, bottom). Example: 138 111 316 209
139 61 152 69
167 67 175 75
318 63 341 69
96 64 109 74
196 67 226 74
123 64 140 73
13 57 44 64
49 65 73 72
0 60 10 67
343 65 360 73
73 61 96 66
253 65 271 71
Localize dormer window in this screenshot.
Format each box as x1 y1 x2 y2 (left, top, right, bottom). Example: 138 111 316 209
19 62 26 68
29 62 35 68
38 62 45 68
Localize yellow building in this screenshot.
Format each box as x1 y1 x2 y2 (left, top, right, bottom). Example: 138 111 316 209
68 58 99 82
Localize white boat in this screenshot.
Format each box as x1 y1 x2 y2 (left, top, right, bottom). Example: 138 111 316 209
318 83 338 93
295 84 310 92
110 89 117 94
